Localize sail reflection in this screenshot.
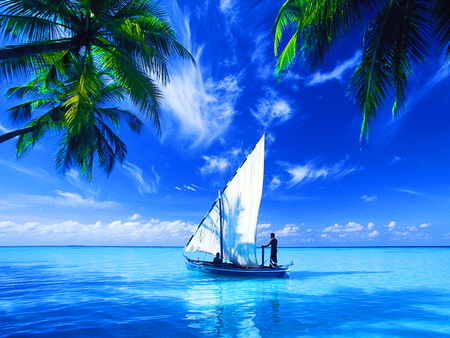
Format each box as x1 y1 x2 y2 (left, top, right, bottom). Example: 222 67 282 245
183 276 286 337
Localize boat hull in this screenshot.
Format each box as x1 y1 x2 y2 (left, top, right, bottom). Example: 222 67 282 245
185 259 291 278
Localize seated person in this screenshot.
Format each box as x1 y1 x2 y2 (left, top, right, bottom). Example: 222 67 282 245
213 252 222 265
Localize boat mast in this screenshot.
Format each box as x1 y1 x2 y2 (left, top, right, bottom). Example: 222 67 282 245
218 190 224 261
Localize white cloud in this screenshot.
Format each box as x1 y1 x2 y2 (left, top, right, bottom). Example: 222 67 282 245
276 224 301 237
258 223 300 239
268 176 281 191
200 155 230 174
258 223 271 230
251 89 294 128
175 184 205 192
367 222 375 230
199 145 246 176
160 3 242 149
368 230 379 237
66 169 83 187
386 221 396 229
122 162 159 195
307 51 361 86
281 157 361 187
219 0 234 12
162 64 242 149
0 218 197 246
419 223 431 228
129 214 141 221
323 222 364 233
361 195 378 202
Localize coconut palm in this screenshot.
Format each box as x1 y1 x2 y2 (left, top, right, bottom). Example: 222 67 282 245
0 0 194 177
273 0 450 142
6 65 145 180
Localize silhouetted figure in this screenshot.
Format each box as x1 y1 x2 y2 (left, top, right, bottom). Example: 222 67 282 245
262 233 278 267
213 252 222 266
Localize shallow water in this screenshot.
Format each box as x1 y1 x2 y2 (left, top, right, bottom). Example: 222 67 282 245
0 247 449 337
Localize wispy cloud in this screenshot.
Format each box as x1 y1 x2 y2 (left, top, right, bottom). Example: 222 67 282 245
0 122 10 134
307 51 361 86
251 88 295 128
66 169 83 187
0 190 118 209
199 147 243 175
389 187 434 198
404 63 450 112
200 155 230 174
389 156 406 166
279 157 361 187
161 2 242 149
251 33 274 80
122 162 159 195
219 0 235 13
174 184 206 192
0 160 52 181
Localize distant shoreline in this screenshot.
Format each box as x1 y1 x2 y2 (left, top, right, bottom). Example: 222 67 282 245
0 245 449 249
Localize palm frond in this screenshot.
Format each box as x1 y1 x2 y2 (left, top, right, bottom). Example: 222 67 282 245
274 33 299 81
96 107 144 133
16 107 64 157
390 0 431 116
434 0 450 64
273 0 382 78
348 0 431 141
94 121 127 175
99 49 162 130
7 98 58 123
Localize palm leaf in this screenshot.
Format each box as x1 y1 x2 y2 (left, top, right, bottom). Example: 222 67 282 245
434 0 450 64
348 0 431 141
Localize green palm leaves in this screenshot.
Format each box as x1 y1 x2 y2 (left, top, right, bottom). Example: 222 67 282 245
0 0 194 179
6 65 145 180
274 0 447 142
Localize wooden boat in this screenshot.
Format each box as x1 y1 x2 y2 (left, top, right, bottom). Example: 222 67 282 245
183 134 293 278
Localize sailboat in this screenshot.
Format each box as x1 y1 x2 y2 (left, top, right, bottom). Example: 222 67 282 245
183 134 293 278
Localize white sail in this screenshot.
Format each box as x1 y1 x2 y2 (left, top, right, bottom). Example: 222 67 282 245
184 197 221 256
221 134 264 267
184 134 265 267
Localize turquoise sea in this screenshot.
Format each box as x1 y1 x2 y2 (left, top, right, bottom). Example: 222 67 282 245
1 246 449 337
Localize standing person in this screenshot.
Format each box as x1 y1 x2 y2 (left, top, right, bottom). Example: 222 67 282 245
262 233 278 267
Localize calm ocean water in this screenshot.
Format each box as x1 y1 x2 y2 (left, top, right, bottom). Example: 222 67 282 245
0 246 449 337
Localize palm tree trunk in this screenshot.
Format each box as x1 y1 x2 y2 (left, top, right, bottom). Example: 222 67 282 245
0 126 35 144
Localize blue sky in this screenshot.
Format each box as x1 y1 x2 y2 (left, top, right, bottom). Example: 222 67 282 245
1 0 450 248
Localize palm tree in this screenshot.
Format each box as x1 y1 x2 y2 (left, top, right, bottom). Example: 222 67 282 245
0 0 194 177
273 0 450 143
6 66 145 180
